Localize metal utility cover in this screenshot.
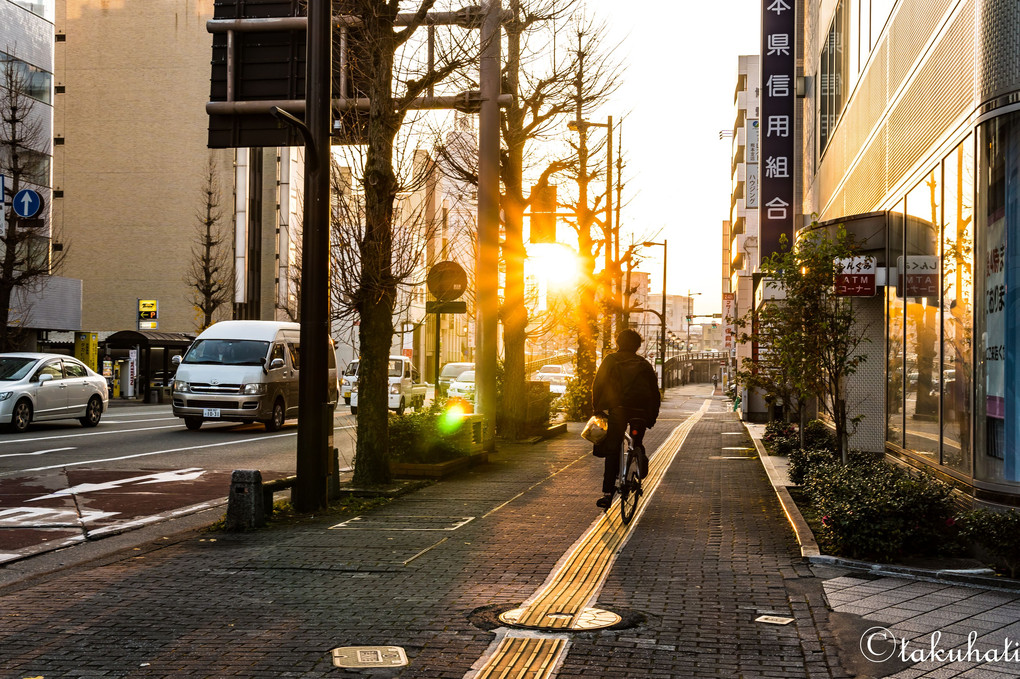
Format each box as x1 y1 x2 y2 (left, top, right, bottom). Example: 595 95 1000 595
755 615 795 625
331 646 408 668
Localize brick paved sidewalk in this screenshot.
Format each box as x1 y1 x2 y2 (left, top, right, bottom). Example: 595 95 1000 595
0 386 852 678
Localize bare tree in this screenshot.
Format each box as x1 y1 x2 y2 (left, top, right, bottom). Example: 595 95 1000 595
333 1 477 486
0 55 66 351
185 155 232 332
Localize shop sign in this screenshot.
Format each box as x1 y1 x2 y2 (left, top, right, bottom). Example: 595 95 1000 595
138 299 158 330
835 256 877 296
723 293 736 350
760 0 796 258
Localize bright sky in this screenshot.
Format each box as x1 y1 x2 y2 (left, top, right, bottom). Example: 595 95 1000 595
588 0 762 317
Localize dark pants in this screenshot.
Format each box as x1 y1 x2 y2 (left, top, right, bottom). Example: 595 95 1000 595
594 407 647 493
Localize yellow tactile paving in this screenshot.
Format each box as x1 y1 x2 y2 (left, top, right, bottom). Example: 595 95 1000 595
469 401 709 679
512 402 707 630
472 637 566 679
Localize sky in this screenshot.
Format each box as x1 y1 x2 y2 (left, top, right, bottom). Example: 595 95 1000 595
586 0 762 317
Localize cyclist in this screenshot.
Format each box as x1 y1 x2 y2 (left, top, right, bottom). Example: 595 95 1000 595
591 329 661 509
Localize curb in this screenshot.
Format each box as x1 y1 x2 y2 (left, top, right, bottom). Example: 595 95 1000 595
745 424 1020 592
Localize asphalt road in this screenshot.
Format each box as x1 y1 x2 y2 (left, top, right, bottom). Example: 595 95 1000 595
0 402 359 563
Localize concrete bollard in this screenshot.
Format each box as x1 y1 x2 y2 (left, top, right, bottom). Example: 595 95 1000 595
226 469 265 531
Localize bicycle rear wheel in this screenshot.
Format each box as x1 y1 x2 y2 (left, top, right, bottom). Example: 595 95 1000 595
619 450 641 524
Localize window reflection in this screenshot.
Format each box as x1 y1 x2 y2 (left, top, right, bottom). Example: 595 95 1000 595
903 174 941 458
9 0 53 22
887 208 904 447
941 137 973 473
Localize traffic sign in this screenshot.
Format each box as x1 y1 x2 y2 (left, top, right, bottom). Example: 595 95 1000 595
427 261 468 302
12 189 41 219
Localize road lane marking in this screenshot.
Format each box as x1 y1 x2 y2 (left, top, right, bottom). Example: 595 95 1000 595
13 433 295 474
101 417 179 424
27 468 207 501
0 446 76 459
0 424 182 445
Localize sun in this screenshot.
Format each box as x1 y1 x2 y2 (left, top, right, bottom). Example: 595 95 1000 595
527 243 580 291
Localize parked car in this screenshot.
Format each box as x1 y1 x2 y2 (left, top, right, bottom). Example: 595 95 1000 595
172 320 338 431
341 359 359 404
0 353 109 433
437 362 473 397
533 364 572 395
350 355 428 415
447 370 476 402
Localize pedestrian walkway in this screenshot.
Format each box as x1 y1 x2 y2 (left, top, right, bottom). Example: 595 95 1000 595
2 385 1012 677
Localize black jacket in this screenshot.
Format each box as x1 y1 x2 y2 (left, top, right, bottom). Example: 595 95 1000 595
591 350 661 424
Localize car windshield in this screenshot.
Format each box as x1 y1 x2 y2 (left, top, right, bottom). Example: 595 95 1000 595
0 357 38 380
388 360 404 377
344 361 359 376
182 339 270 366
440 364 470 378
456 371 475 383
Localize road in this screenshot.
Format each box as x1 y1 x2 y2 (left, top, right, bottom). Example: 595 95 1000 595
0 402 359 563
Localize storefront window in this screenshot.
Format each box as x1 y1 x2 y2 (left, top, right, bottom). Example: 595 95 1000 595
941 136 974 473
976 113 1020 484
887 207 905 447
903 174 941 458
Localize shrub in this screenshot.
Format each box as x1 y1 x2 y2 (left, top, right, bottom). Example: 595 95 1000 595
804 460 956 561
788 447 838 485
802 419 837 451
388 401 470 464
763 420 799 456
960 509 1020 578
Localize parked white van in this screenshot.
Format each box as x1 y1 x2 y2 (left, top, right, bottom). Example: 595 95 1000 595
171 321 337 431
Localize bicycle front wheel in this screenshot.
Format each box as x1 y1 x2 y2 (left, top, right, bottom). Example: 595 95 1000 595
619 451 641 524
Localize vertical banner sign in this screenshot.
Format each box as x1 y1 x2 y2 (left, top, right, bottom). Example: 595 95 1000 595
723 292 736 351
760 0 796 259
746 121 759 209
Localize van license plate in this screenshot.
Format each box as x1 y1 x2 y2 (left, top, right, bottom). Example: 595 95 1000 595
203 408 221 418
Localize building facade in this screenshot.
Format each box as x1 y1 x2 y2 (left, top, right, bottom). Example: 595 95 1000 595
801 0 1020 504
1 0 83 347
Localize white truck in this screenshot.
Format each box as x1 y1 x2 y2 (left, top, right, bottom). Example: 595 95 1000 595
350 355 427 415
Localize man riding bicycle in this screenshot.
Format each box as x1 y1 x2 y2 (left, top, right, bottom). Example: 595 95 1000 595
591 329 661 509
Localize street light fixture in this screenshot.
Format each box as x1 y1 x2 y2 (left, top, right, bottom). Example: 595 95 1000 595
642 240 667 392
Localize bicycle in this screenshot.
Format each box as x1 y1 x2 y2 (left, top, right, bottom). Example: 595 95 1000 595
616 417 646 524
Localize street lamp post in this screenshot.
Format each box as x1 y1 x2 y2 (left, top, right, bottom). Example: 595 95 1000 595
642 240 667 392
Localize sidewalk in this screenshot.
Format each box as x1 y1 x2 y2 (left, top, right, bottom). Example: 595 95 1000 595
0 384 994 678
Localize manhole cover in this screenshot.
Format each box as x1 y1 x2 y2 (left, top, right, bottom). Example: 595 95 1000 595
331 646 408 668
498 607 622 631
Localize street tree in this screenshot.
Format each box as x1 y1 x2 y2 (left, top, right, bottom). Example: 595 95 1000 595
331 1 476 486
0 55 66 351
738 226 870 461
185 155 232 332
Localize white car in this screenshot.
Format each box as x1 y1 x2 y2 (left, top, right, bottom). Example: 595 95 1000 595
447 370 476 402
534 364 572 395
0 353 109 433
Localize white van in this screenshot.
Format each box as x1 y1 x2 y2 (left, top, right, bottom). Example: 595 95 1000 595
171 321 337 431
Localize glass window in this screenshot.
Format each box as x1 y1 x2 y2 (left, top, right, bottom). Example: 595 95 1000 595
183 339 270 365
1 53 53 105
36 360 62 381
903 172 941 459
269 344 286 366
941 136 974 473
819 0 849 156
975 113 1020 483
9 0 54 22
887 207 905 448
0 356 37 380
63 360 87 378
288 343 300 370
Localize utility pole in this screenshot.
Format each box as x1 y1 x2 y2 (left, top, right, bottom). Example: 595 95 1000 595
476 0 501 450
294 0 332 511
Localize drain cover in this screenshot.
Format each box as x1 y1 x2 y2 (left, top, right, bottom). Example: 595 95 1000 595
755 615 794 625
498 607 621 630
331 646 408 668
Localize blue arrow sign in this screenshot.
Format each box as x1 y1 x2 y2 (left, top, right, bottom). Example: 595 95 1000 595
13 189 41 219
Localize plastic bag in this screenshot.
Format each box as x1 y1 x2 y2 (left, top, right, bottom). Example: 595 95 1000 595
581 414 608 444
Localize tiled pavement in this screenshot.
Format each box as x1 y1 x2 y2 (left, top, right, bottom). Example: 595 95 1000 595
1 384 1017 677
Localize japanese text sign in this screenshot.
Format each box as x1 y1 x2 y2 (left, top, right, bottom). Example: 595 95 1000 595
760 0 796 258
835 256 877 297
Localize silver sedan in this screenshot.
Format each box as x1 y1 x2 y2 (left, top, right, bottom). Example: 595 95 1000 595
0 353 109 432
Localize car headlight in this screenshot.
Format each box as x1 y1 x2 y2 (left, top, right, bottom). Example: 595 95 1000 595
0 392 11 401
242 383 267 395
389 384 400 395
174 380 190 393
